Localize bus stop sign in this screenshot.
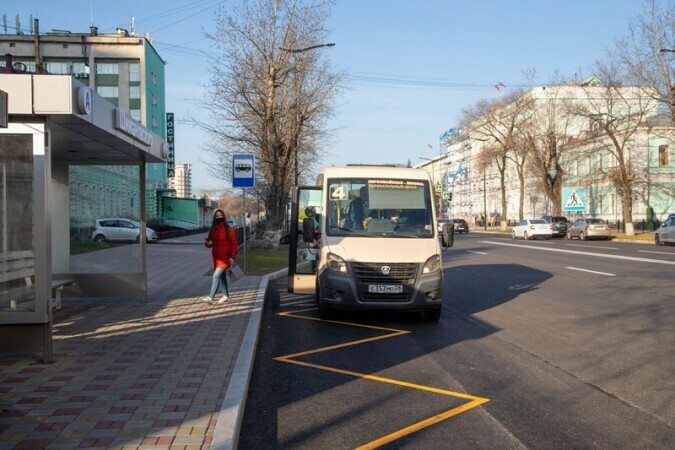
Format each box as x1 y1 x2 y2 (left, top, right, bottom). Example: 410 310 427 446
232 154 255 188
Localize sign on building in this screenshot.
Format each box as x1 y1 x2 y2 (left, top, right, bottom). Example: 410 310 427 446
166 113 175 178
562 187 586 212
232 154 255 188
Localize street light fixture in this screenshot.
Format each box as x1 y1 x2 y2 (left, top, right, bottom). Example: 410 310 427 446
279 43 335 53
280 42 336 185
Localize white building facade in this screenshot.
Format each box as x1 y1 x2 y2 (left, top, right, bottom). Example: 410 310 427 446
417 84 674 228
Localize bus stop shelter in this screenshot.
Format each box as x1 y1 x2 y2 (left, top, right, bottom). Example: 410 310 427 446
0 74 167 361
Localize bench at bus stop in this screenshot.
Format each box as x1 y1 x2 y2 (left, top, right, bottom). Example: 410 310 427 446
0 250 74 311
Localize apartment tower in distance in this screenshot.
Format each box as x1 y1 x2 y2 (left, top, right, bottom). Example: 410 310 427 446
168 163 193 198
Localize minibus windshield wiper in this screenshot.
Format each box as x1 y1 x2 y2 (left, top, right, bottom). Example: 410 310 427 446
379 231 420 238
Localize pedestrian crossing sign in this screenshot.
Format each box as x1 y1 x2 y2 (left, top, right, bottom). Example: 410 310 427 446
562 187 586 212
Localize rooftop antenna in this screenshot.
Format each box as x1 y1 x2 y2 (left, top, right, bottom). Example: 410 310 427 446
15 14 22 35
2 14 7 34
29 15 33 34
90 0 94 26
130 16 135 36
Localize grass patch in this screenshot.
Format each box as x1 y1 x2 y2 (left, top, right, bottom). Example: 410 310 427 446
70 240 117 254
611 232 654 241
238 245 289 275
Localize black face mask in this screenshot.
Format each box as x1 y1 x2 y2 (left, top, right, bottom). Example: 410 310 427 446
215 217 225 224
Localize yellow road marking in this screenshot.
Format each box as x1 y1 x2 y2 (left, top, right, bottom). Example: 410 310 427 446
275 304 490 448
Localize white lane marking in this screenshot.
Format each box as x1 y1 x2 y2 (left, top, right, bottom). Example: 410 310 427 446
566 244 619 250
566 266 616 277
480 240 675 266
638 250 675 256
466 250 486 255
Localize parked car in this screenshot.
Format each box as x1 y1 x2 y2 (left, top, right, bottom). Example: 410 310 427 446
512 219 553 240
92 218 158 243
567 218 611 240
451 218 469 233
539 215 570 237
655 215 675 245
436 218 451 233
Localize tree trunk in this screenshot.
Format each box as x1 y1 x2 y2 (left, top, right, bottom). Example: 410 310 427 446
500 177 508 230
623 188 634 235
266 183 289 231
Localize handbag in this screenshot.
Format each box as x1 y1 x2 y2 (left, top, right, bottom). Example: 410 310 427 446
228 263 245 282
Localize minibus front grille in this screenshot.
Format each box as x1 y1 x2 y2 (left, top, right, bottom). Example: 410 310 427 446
352 262 417 283
352 262 418 302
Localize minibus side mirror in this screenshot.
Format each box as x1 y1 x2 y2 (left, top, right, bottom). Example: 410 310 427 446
442 222 454 249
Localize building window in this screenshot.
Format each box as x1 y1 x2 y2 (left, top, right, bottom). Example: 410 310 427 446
129 63 140 83
658 144 669 167
130 110 141 121
45 62 69 74
96 63 119 75
97 86 119 98
130 86 141 100
151 72 157 85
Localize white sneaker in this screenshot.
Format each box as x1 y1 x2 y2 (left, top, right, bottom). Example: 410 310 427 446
202 297 214 304
217 295 230 304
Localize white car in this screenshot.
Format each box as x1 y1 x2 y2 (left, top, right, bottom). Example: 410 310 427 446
92 218 158 243
512 219 553 240
655 215 675 245
436 218 451 233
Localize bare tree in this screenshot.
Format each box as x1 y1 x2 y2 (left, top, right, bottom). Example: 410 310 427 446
614 0 675 124
520 87 575 216
195 0 344 230
562 62 658 235
461 91 531 227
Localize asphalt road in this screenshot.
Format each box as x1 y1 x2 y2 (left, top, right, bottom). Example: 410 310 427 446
239 233 675 449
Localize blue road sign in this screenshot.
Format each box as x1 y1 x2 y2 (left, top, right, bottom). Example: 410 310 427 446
562 187 586 212
232 154 255 188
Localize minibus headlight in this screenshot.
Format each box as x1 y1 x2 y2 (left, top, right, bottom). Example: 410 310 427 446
422 254 442 274
326 252 348 273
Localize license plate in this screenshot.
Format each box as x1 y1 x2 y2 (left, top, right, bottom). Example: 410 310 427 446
368 284 403 294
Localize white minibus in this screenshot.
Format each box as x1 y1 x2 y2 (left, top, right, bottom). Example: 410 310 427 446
288 165 454 321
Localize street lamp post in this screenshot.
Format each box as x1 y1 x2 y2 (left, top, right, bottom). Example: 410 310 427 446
280 43 335 186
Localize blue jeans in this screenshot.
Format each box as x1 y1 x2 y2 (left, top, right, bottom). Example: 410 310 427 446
208 267 229 299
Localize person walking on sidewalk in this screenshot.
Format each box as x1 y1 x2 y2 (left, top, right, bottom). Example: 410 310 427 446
203 209 238 304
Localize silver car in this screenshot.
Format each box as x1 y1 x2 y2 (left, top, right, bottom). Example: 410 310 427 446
92 218 158 243
567 218 611 240
655 215 675 245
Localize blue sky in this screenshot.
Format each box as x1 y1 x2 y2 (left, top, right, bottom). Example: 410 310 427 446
11 1 646 192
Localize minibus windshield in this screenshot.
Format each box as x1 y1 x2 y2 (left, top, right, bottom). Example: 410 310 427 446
326 178 433 238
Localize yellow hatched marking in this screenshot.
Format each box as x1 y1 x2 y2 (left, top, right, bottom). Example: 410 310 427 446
275 307 491 448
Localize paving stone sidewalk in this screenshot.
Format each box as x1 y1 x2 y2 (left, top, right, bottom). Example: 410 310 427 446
0 234 269 449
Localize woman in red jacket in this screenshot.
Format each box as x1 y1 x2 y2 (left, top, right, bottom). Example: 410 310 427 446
203 209 238 304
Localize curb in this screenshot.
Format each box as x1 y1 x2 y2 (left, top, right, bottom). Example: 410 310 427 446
210 267 287 449
211 275 269 450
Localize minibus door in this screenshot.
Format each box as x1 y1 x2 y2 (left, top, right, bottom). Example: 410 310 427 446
288 186 323 294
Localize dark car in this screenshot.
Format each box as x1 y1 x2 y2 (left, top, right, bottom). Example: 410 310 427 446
539 215 569 237
451 218 469 233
